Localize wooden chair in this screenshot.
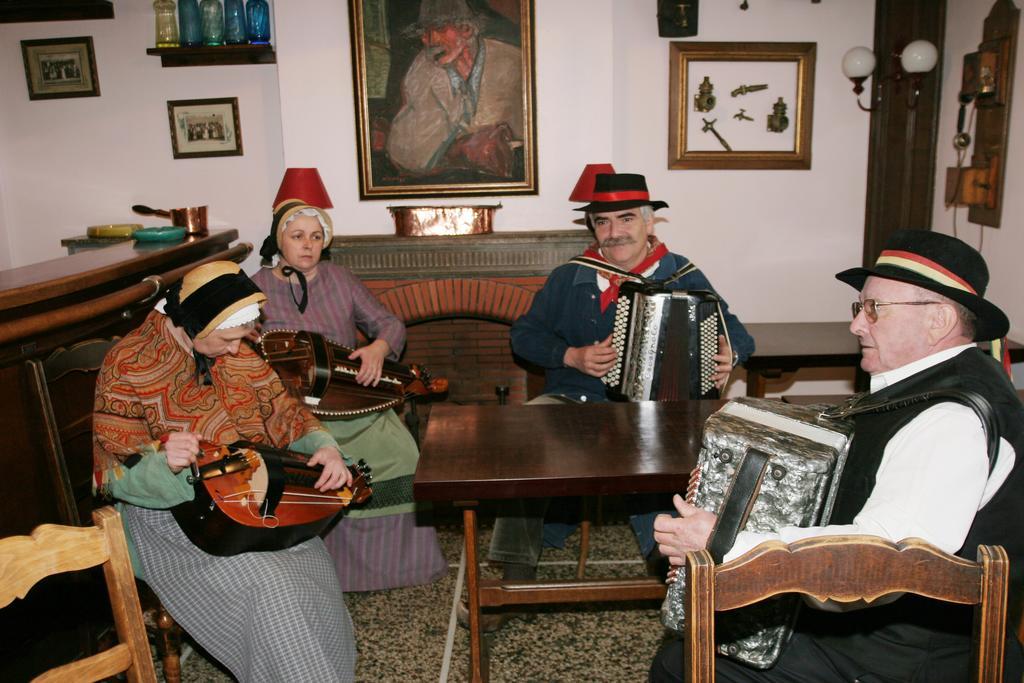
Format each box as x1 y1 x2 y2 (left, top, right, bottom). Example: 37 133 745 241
0 506 157 682
29 338 182 682
684 535 1010 683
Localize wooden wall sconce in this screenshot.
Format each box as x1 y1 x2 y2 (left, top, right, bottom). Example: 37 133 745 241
945 0 1019 227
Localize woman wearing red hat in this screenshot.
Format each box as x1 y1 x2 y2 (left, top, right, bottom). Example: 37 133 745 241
250 170 446 591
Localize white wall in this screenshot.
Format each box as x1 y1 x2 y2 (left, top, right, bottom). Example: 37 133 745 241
0 128 10 270
933 0 1024 350
0 3 283 269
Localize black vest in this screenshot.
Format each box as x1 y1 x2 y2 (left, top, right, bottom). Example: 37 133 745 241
831 347 1024 590
798 348 1024 680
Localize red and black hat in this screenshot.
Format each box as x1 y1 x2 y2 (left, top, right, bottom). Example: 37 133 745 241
835 229 1009 342
573 173 669 213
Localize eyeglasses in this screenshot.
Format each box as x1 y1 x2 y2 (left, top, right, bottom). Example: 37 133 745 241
851 299 943 323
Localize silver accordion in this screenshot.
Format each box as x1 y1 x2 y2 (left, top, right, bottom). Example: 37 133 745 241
661 397 855 669
602 281 726 400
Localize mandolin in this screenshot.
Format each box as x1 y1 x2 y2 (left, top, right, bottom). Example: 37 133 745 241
171 440 372 556
258 329 448 418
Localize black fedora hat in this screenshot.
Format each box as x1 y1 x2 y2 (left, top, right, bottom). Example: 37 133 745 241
835 229 1009 341
573 173 669 213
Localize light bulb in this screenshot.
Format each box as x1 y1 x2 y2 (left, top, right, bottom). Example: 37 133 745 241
900 40 938 74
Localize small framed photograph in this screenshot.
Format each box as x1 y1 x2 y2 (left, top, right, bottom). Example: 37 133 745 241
166 97 243 159
668 42 816 170
21 36 100 100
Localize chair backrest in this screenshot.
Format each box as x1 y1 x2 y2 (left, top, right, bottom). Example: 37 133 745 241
28 337 119 527
684 535 1009 683
0 506 156 682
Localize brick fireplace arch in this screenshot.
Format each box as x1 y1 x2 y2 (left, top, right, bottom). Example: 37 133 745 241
376 278 535 326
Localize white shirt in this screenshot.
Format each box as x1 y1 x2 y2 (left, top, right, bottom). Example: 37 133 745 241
726 344 1015 561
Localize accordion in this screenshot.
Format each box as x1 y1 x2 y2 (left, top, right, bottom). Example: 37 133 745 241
603 280 726 400
661 397 855 668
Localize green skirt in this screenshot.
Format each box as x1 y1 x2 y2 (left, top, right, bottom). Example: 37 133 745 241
325 409 421 519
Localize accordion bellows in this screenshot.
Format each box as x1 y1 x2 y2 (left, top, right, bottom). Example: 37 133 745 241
662 397 855 668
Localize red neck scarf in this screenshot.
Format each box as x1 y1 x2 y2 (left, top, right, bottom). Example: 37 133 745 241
583 236 669 312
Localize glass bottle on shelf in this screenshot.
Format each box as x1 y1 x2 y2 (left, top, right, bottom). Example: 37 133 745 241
224 0 247 45
154 0 180 48
246 0 271 46
179 0 202 47
200 0 225 47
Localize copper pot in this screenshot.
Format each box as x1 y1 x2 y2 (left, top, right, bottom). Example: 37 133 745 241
388 204 499 237
132 204 208 235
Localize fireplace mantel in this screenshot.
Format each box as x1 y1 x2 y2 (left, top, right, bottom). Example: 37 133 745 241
329 229 592 280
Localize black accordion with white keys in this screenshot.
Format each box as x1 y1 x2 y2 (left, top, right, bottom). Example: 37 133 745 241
602 280 727 401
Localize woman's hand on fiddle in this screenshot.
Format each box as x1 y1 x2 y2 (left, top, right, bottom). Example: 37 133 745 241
653 494 717 566
349 339 390 386
308 447 353 491
163 431 201 474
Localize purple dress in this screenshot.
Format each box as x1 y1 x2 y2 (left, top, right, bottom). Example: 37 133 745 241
252 263 446 591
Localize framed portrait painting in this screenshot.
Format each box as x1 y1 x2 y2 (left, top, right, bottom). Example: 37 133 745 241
166 97 243 159
21 36 100 100
349 0 538 199
668 42 816 170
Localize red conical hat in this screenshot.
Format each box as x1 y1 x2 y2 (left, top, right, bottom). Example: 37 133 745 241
273 168 333 209
569 163 615 202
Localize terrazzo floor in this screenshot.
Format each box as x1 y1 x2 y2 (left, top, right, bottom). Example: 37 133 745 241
164 503 673 682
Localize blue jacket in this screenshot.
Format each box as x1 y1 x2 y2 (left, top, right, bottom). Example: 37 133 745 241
510 252 755 402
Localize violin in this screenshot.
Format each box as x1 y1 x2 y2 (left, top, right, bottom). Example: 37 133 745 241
258 329 448 419
170 440 372 556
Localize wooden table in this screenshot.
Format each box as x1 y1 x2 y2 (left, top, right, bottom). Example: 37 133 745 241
742 322 1023 398
414 400 722 682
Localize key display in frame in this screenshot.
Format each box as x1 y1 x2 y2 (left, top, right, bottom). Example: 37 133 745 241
668 42 816 170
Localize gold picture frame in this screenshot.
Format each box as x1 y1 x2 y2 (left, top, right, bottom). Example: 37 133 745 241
669 42 816 170
348 0 538 199
21 36 100 100
166 97 243 159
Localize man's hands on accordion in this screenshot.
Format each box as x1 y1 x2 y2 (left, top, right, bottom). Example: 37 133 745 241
563 334 618 378
711 335 736 391
565 334 735 391
653 494 717 567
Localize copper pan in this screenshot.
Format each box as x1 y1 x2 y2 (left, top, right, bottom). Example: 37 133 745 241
132 204 208 235
388 204 499 237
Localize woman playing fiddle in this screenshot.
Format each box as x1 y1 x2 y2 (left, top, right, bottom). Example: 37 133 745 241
93 261 357 682
251 191 446 592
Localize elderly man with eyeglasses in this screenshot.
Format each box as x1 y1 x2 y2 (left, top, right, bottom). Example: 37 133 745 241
650 230 1024 682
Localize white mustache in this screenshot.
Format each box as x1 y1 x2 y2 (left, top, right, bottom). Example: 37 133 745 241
600 237 636 248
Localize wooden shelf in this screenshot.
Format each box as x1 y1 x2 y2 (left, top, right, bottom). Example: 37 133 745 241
0 0 113 23
146 44 275 67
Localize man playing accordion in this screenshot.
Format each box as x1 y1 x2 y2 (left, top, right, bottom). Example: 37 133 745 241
467 170 753 631
651 230 1024 682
